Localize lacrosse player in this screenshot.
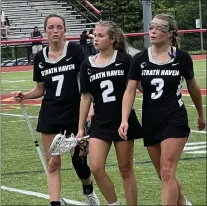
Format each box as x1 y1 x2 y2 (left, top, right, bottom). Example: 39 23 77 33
119 13 205 205
77 21 142 205
12 14 99 206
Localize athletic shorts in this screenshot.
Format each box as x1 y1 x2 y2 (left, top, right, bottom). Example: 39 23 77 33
142 106 190 147
90 110 142 142
36 121 78 135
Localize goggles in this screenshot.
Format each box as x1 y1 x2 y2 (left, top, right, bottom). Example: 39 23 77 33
148 21 171 33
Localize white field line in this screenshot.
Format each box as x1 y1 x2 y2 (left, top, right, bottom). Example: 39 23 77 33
2 80 30 83
1 113 38 118
2 120 28 124
185 151 206 154
2 89 30 91
1 186 85 205
183 145 206 151
191 130 206 134
185 141 206 146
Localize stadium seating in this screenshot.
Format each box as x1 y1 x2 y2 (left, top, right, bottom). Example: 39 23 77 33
1 0 94 40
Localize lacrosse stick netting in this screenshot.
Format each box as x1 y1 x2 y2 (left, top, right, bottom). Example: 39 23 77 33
49 133 89 156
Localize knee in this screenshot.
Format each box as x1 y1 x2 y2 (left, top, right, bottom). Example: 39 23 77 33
160 161 175 182
47 157 61 173
72 154 91 179
90 162 105 178
119 164 133 180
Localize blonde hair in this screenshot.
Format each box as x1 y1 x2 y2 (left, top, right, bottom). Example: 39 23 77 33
96 21 127 53
154 13 180 48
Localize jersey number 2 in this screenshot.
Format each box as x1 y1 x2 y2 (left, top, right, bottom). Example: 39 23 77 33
151 78 164 99
100 80 116 103
52 75 64 97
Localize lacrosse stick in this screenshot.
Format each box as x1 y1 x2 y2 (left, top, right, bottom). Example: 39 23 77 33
19 101 68 205
19 101 48 174
49 133 89 156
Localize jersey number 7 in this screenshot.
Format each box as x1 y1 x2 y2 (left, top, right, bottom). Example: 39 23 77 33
52 75 64 97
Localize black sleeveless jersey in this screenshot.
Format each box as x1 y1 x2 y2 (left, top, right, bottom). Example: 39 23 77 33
80 51 132 125
128 47 194 123
33 41 85 124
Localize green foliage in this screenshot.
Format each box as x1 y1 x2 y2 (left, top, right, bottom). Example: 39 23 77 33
89 0 207 50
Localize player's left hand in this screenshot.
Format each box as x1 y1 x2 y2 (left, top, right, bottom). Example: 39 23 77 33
197 115 206 130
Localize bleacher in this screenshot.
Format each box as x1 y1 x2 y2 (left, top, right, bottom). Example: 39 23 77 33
1 0 95 40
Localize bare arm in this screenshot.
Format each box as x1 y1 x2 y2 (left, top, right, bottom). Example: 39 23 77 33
137 81 143 93
186 77 206 130
24 82 45 99
122 80 138 122
78 93 92 131
186 77 204 117
12 82 45 101
87 101 94 121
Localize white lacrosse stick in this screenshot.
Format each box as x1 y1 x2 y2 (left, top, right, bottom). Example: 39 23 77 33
49 132 89 156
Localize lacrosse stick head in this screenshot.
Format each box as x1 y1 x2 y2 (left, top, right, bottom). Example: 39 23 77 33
49 133 78 156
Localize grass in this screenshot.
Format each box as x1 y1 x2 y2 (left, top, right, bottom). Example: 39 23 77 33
1 60 206 205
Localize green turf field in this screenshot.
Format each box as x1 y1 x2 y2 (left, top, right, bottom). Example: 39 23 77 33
1 60 206 205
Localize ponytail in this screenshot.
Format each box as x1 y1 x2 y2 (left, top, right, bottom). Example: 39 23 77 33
114 28 127 53
171 31 180 48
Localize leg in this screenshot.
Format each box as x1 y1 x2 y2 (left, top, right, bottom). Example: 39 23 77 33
89 138 117 204
160 138 187 205
147 144 186 206
71 144 100 205
115 140 137 206
41 133 61 202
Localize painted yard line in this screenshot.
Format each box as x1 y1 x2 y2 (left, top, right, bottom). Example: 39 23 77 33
2 76 31 79
1 186 85 205
183 145 206 151
1 113 38 118
2 120 28 124
188 104 206 107
185 141 206 146
185 151 206 154
191 130 206 134
2 89 30 91
2 80 30 83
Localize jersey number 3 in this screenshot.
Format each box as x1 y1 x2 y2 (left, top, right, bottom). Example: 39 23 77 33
151 78 164 99
100 80 116 103
52 75 64 97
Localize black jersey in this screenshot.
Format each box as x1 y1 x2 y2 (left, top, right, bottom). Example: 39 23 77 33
128 47 194 123
33 41 85 124
80 50 132 126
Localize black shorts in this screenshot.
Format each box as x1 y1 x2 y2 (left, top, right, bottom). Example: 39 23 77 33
90 110 142 142
143 106 190 147
36 121 78 135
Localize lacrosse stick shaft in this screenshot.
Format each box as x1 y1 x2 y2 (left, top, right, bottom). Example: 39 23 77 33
20 102 48 174
20 101 68 205
78 135 89 142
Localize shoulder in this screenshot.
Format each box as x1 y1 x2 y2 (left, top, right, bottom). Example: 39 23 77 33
133 49 148 60
176 48 192 63
34 49 44 62
116 51 133 63
67 42 82 51
81 57 91 69
176 48 191 59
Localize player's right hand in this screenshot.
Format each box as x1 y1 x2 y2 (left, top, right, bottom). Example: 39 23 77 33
76 129 85 144
11 91 25 102
118 121 128 140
